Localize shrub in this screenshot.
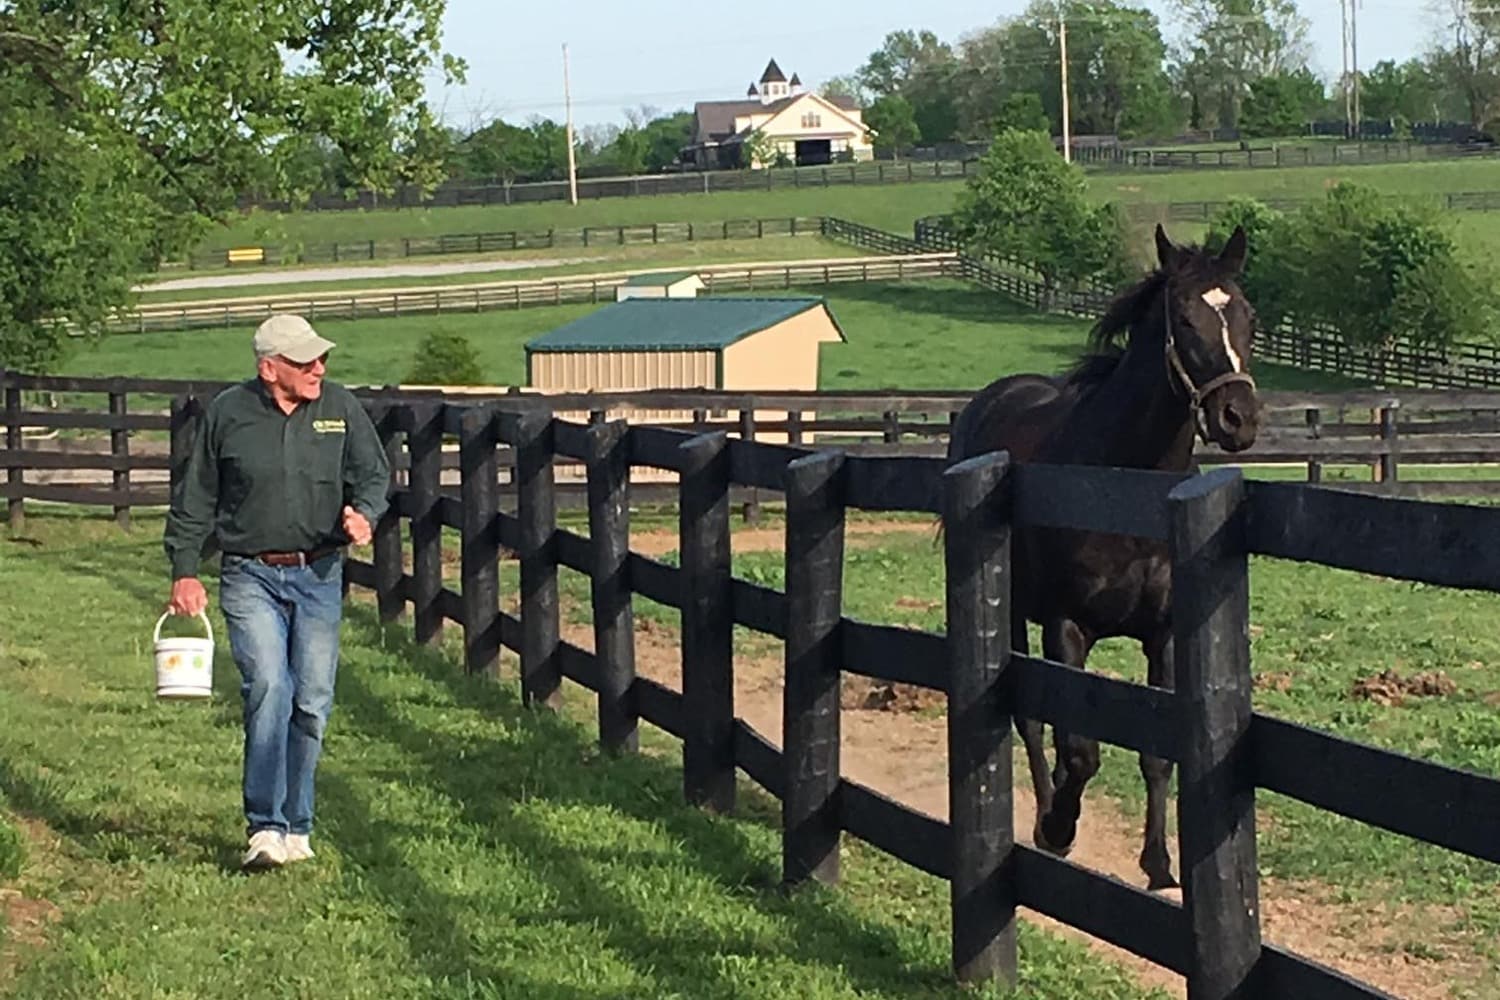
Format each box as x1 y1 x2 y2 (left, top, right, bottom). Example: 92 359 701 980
952 128 1131 296
404 328 485 386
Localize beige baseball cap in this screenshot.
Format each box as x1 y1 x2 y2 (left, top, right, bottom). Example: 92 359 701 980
253 314 336 364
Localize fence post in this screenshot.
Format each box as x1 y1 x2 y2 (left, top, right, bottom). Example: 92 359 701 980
942 452 1017 987
109 388 131 530
1305 408 1323 484
782 450 845 888
516 409 562 709
374 407 406 622
459 405 501 676
6 385 24 533
679 431 735 811
1379 403 1400 489
738 409 761 524
408 402 445 646
585 419 638 755
1169 468 1260 1000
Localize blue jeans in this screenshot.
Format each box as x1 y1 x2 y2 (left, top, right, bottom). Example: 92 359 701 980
219 552 343 838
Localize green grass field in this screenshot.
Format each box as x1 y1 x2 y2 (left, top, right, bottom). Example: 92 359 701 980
0 513 1170 999
62 281 1363 397
200 158 1500 264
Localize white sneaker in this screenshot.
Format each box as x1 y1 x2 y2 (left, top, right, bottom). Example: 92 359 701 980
284 834 315 863
241 829 287 870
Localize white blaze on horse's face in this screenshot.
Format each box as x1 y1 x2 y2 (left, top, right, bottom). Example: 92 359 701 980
1200 287 1241 372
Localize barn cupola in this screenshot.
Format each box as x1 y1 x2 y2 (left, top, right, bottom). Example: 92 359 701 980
759 58 788 103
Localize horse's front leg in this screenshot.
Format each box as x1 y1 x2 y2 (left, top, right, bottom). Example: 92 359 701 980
1138 631 1178 889
1011 612 1055 831
1035 617 1097 856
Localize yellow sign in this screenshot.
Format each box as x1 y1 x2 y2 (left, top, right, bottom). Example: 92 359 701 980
226 247 265 265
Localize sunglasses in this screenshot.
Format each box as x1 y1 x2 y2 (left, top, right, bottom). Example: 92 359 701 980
278 352 329 372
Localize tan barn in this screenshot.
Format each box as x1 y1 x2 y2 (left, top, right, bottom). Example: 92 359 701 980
614 270 706 302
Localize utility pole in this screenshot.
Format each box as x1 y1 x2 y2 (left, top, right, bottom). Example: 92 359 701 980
1059 8 1071 162
1340 0 1352 137
1351 0 1361 139
563 42 578 206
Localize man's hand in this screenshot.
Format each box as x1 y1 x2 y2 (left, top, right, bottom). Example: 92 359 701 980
342 505 372 546
168 577 208 616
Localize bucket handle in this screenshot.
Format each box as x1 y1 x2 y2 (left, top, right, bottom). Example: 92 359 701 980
154 610 214 646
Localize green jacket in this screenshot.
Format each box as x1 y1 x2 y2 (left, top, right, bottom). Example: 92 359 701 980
163 378 391 579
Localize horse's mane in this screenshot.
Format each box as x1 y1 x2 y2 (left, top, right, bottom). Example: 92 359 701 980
1062 243 1229 391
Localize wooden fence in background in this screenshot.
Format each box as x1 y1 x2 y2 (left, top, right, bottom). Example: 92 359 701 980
143 389 1500 999
114 253 956 334
8 372 1500 534
179 214 829 270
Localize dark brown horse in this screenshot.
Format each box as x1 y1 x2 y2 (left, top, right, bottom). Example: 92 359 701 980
945 224 1262 890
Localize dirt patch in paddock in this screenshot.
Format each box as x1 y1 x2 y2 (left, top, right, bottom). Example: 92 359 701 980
624 518 938 558
556 517 1493 999
0 818 64 988
1352 668 1459 706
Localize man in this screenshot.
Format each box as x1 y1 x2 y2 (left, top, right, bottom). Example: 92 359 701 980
163 313 391 871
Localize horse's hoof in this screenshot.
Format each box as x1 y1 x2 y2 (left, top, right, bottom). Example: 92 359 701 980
1146 871 1179 892
1034 814 1076 856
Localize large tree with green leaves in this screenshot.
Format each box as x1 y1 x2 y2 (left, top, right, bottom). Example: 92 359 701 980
958 0 1179 140
1168 0 1312 128
0 1 463 372
857 29 961 143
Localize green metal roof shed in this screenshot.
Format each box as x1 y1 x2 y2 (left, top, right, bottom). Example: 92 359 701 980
525 296 846 393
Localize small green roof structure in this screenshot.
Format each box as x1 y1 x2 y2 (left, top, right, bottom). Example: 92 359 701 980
622 270 701 287
524 295 847 394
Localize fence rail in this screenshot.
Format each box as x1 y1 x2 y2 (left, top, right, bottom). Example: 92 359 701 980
890 216 1500 392
104 388 1498 999
116 253 958 334
228 140 1490 216
182 183 1500 273
9 373 1500 533
180 214 827 270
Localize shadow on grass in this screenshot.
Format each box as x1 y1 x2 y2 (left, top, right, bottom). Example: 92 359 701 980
317 603 961 998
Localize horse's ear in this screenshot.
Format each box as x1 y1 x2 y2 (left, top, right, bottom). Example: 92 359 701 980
1155 224 1185 271
1217 225 1248 274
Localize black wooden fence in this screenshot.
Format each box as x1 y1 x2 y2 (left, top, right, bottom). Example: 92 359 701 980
157 390 1500 998
11 372 1500 536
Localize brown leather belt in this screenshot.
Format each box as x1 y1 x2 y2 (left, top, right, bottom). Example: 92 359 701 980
242 544 342 567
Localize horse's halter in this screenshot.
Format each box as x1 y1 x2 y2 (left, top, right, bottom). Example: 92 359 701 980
1161 285 1257 443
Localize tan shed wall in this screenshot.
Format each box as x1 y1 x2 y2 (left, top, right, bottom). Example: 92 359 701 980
720 308 842 443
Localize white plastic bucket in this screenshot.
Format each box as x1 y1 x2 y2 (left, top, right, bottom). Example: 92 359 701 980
153 611 214 699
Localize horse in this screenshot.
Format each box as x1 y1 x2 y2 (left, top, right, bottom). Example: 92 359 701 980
944 223 1262 890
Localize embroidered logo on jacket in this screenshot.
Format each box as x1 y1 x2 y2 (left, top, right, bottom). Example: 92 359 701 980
313 419 347 434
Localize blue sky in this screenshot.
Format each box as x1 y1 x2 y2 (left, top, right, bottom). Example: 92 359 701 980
425 0 1433 130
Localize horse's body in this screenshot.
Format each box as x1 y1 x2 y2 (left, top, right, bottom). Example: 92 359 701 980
945 225 1262 889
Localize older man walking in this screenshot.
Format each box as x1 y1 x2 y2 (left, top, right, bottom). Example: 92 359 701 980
163 314 390 871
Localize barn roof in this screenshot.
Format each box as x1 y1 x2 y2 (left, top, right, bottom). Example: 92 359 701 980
525 296 845 352
622 270 702 287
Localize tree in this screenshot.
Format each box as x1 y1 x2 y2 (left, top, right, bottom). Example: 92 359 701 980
974 0 1180 140
951 128 1131 298
819 75 870 105
1240 71 1321 136
405 328 484 385
858 29 962 143
1168 0 1313 128
1208 184 1499 352
993 93 1051 134
0 2 462 372
863 95 921 158
1424 0 1500 128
